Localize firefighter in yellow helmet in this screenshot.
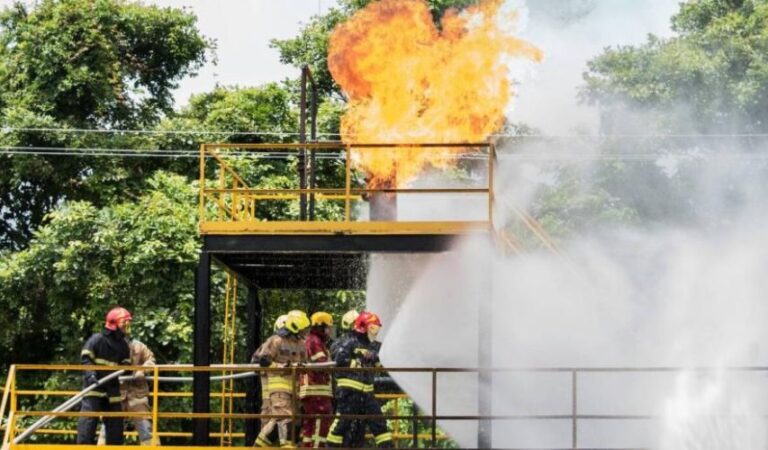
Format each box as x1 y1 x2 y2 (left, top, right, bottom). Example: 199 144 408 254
300 312 334 447
249 315 289 446
253 311 310 448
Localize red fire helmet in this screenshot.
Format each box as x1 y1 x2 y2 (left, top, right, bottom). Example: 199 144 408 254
105 307 132 331
353 311 382 334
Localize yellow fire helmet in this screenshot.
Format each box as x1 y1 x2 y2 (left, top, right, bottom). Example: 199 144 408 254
340 309 359 331
273 314 288 332
310 311 333 327
285 310 310 334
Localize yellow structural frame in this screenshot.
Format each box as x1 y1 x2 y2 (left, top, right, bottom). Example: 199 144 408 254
198 142 495 235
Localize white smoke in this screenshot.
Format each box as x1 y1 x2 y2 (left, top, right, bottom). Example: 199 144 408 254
509 0 679 134
362 2 768 449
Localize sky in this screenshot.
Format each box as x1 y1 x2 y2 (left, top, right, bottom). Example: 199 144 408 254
0 0 681 133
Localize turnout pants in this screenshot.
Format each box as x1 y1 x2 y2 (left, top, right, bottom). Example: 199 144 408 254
255 391 294 447
326 389 392 448
97 397 155 446
77 396 124 445
301 396 333 448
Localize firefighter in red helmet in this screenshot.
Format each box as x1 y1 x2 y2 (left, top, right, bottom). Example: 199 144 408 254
326 312 392 448
76 307 132 445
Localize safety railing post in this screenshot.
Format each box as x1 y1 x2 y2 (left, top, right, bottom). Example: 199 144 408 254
151 366 160 446
9 367 17 446
1 365 16 448
411 402 418 449
572 370 578 450
431 370 437 448
393 396 400 449
291 366 298 446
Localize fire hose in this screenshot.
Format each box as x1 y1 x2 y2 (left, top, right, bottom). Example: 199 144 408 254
13 362 337 444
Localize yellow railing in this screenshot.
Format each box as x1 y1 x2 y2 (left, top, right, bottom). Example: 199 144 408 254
1 364 453 449
198 142 495 235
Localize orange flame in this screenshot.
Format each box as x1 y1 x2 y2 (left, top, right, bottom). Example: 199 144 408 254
329 0 542 187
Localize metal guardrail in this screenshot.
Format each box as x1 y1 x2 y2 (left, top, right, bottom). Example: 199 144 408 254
198 142 495 235
4 364 768 449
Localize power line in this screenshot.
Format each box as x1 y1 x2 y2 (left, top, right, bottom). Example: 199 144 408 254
2 146 768 162
5 126 768 139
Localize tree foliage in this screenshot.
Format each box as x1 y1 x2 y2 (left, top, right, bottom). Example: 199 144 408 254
0 0 212 250
0 172 199 367
582 0 768 133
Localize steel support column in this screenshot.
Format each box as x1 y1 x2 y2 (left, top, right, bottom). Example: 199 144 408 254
478 254 493 449
193 251 211 446
245 286 262 446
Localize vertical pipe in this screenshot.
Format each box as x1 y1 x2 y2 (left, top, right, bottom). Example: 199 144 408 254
299 67 308 221
199 144 206 230
193 251 211 446
431 370 437 447
309 77 318 221
345 146 352 222
245 287 262 446
572 371 578 450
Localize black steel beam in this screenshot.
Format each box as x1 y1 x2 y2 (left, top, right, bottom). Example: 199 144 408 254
193 252 211 446
204 234 461 253
244 286 262 446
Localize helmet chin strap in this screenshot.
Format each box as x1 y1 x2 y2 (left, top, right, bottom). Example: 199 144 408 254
367 328 379 341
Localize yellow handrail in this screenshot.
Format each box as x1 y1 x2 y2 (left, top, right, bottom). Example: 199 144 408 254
199 142 495 235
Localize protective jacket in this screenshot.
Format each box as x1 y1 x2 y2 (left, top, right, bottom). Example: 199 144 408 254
327 333 392 447
122 339 155 404
252 330 306 394
81 328 131 401
300 328 332 398
333 332 380 393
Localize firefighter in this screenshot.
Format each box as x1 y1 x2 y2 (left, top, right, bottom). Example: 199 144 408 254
76 307 132 445
326 312 392 448
250 315 289 446
329 310 358 358
253 311 310 448
328 310 365 448
300 312 334 447
97 338 157 446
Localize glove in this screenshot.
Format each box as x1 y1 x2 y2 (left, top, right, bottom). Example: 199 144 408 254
258 356 272 367
362 350 378 364
85 373 99 387
134 370 145 381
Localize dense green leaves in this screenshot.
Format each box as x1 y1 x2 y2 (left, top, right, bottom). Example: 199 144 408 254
0 0 212 250
0 0 211 126
0 172 199 366
582 0 768 133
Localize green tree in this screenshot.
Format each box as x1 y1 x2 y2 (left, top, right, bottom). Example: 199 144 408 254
0 0 212 250
0 172 199 368
582 0 768 133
